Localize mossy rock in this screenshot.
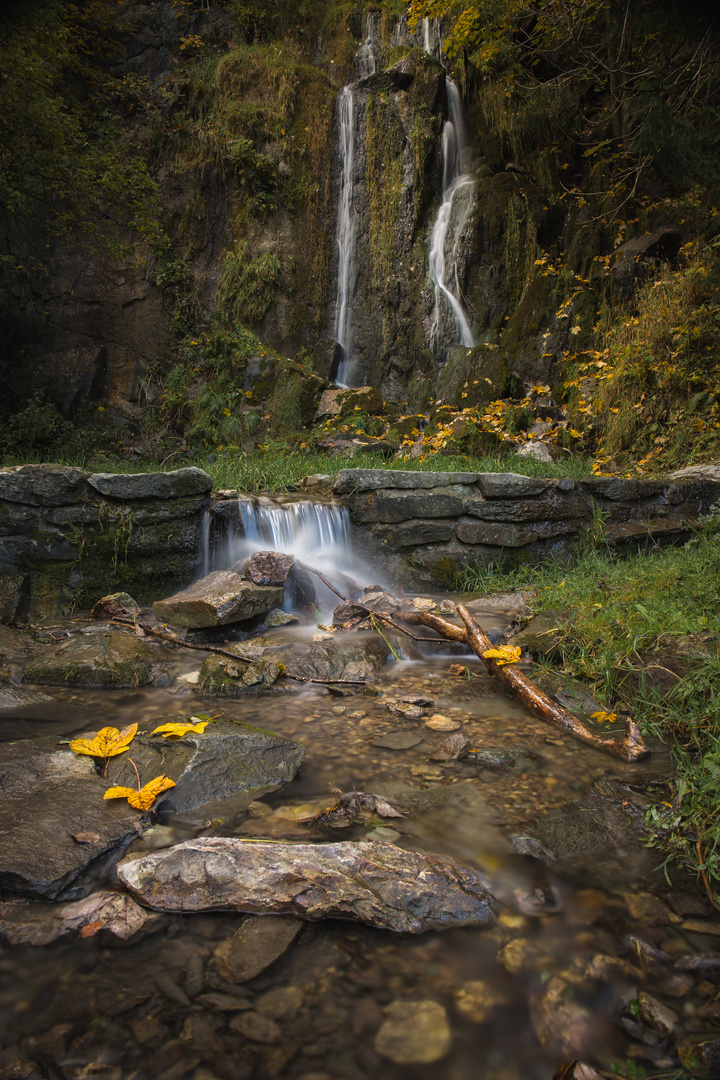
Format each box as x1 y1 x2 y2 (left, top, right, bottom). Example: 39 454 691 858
386 414 426 442
24 632 168 688
436 346 510 408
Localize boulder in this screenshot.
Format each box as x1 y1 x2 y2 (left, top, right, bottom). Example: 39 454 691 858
309 338 343 381
435 345 510 408
0 737 140 899
23 631 168 688
91 592 141 619
106 717 306 822
0 464 89 506
515 440 555 464
117 838 497 933
87 467 212 500
153 571 284 629
316 386 384 418
242 551 294 586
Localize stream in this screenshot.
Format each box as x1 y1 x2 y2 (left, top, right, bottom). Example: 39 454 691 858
1 606 718 1080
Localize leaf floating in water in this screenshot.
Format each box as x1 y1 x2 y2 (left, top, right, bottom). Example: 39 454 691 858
481 645 522 667
69 723 138 758
590 711 618 723
71 831 101 845
151 720 209 738
104 775 176 810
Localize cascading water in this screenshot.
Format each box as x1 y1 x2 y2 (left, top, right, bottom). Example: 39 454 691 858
356 12 381 78
428 78 475 358
333 86 356 389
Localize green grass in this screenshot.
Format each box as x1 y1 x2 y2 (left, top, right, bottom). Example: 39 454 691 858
1 444 593 492
459 517 720 893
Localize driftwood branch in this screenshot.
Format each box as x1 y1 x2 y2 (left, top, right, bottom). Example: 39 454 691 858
404 607 649 762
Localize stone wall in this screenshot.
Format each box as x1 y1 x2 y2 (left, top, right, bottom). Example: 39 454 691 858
0 465 212 619
333 468 720 588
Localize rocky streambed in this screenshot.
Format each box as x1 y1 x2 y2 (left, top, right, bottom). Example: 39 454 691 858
0 575 718 1080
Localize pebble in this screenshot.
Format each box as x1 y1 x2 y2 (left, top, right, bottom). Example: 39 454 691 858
626 892 673 925
425 715 461 731
256 985 304 1020
374 1000 452 1064
155 973 191 1007
454 979 509 1023
372 732 424 750
229 1010 281 1043
410 764 444 780
638 991 679 1036
681 919 720 936
212 916 301 983
331 706 346 715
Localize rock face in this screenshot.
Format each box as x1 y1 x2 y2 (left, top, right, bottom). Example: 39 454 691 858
153 571 284 628
117 838 497 933
23 631 168 688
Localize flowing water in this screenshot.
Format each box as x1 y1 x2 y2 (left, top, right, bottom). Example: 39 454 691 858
428 79 475 359
2 616 713 1080
333 86 357 389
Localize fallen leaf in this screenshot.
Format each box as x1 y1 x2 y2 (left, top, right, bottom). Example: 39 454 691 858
590 711 618 723
70 723 138 759
104 775 176 810
482 645 522 667
71 831 101 845
80 921 103 938
151 720 209 738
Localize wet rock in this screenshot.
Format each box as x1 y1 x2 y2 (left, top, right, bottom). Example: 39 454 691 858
374 1000 451 1064
674 952 720 972
454 979 509 1023
430 733 470 761
425 714 461 731
678 1037 720 1074
256 986 304 1020
156 973 192 1007
91 592 141 619
0 685 54 710
638 992 679 1037
386 701 427 719
229 1012 281 1043
0 889 163 945
242 551 295 586
154 571 284 629
197 992 253 1013
87 467 212 500
23 631 167 688
360 586 402 613
107 717 306 823
530 976 591 1056
626 892 673 925
180 1014 225 1057
228 658 285 687
117 838 497 933
223 635 390 685
264 609 297 627
212 916 301 983
0 463 89 506
372 732 424 750
0 736 139 899
467 746 538 770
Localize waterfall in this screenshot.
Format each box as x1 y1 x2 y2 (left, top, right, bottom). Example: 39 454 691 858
428 78 475 357
356 12 381 78
235 501 351 564
333 86 357 388
422 17 442 60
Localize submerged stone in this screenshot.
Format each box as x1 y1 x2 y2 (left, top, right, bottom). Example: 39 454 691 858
374 1000 452 1064
153 571 284 629
0 890 164 946
23 631 167 689
117 838 497 933
212 915 301 983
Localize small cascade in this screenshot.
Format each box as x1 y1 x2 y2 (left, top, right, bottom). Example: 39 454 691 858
393 14 407 46
428 78 475 358
422 17 443 61
333 86 357 388
356 12 381 78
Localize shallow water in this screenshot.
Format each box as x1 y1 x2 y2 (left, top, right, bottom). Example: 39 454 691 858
1 614 718 1080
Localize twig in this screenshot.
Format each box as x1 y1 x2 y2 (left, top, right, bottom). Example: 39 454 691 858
696 837 720 912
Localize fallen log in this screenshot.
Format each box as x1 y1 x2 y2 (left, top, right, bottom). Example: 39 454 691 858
404 606 650 763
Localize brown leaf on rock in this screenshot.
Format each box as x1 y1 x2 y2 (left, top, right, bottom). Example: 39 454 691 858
79 921 103 939
71 831 101 845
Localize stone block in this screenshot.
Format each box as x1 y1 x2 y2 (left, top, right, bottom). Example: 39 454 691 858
87 467 212 501
372 519 455 549
456 518 583 547
333 469 477 494
464 491 589 523
154 571 284 629
0 464 90 506
476 473 551 499
348 490 465 524
583 477 665 501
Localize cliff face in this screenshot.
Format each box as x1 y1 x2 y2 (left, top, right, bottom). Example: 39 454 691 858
1 0 718 463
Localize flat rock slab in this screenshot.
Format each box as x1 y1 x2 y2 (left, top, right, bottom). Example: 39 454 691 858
107 719 306 822
333 469 478 494
212 915 301 982
87 467 212 500
117 838 497 933
154 571 284 629
0 889 163 946
0 738 140 900
0 463 89 505
23 632 168 689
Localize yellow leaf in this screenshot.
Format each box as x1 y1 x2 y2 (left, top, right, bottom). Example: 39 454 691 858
151 720 209 738
481 645 522 667
590 711 618 723
104 775 176 810
70 723 138 759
